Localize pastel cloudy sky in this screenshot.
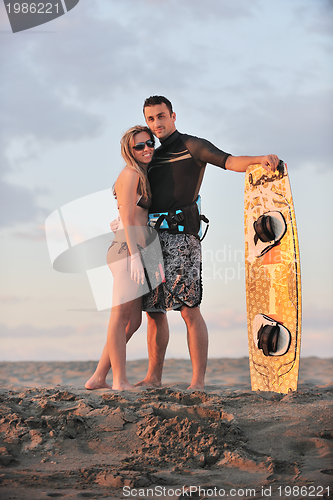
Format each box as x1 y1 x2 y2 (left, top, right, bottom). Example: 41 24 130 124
0 0 332 362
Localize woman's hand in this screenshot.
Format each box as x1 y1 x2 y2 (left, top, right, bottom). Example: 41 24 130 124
130 253 145 284
110 217 120 233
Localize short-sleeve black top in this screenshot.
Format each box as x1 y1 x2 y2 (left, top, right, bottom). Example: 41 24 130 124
147 130 230 213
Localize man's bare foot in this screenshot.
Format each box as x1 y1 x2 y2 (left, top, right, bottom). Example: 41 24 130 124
85 376 112 390
134 378 161 388
186 383 204 391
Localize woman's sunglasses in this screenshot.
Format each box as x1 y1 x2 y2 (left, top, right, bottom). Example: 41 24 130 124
133 139 155 151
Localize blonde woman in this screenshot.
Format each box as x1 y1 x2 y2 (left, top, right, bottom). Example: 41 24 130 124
85 125 154 390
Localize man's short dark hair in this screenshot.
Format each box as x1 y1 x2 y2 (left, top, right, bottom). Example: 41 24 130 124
143 95 173 116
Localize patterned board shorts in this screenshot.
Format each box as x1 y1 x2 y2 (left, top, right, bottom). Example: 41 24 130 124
142 232 202 313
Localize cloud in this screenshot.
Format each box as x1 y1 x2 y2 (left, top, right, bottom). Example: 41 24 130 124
216 89 333 169
202 308 247 331
2 0 331 148
0 322 99 339
10 225 47 240
0 296 29 304
0 0 263 149
302 306 333 330
300 330 333 358
143 0 260 22
0 177 49 227
0 16 107 228
292 0 333 39
1 0 331 232
203 305 333 335
23 5 199 105
0 1 194 229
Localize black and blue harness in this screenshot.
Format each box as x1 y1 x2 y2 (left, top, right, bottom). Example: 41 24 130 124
148 195 209 241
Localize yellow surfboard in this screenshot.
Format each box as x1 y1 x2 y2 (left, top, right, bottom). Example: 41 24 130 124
244 161 301 393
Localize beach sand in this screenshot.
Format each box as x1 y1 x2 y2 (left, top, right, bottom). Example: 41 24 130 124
0 358 332 499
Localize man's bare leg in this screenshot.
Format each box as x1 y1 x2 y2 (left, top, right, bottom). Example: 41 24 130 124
135 312 169 387
180 306 208 390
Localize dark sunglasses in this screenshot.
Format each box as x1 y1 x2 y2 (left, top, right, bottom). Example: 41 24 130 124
133 139 155 151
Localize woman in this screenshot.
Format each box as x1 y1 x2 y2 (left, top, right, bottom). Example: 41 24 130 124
85 125 154 390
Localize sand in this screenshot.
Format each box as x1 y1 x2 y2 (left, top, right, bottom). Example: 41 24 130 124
0 358 332 500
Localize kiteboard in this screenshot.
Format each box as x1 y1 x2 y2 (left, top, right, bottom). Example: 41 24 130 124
244 161 301 393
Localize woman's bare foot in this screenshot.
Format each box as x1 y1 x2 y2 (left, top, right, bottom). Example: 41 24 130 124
85 376 112 390
112 381 133 391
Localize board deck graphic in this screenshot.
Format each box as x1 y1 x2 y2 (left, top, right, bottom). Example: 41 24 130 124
244 162 301 393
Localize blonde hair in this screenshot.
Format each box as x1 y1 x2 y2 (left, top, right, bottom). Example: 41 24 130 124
119 125 153 200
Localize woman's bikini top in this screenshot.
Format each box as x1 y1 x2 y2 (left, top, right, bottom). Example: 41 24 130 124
116 193 152 211
115 193 152 232
136 194 152 210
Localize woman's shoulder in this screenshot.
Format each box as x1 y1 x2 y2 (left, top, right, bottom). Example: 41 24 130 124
117 165 139 183
114 166 139 196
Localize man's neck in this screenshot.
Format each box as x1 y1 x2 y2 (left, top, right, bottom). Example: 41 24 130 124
160 129 178 144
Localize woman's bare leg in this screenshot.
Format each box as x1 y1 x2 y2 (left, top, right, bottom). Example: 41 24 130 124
84 342 112 389
85 296 142 390
107 298 142 390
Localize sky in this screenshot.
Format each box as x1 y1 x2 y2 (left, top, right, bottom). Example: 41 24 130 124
0 0 332 362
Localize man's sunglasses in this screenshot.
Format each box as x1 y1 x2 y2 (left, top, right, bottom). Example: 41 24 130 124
133 139 155 151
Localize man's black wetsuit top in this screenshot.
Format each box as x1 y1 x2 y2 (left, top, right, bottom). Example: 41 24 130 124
147 130 230 213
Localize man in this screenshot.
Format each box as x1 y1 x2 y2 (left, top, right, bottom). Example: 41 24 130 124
137 95 280 390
